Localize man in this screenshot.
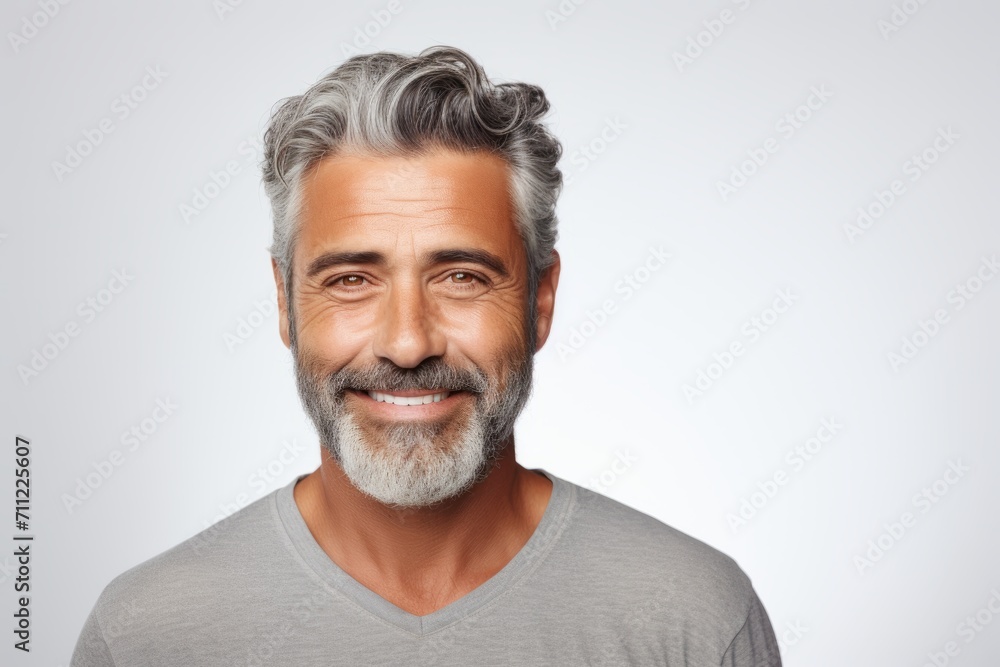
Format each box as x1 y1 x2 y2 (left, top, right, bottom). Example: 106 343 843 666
72 46 781 666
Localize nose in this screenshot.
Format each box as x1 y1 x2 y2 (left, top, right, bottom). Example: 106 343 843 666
371 279 446 369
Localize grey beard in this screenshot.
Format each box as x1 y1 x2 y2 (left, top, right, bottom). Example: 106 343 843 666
292 345 534 508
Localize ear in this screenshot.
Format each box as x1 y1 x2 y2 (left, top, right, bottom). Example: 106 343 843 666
271 257 291 349
532 250 561 353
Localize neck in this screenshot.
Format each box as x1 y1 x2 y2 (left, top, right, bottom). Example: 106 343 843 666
292 436 553 614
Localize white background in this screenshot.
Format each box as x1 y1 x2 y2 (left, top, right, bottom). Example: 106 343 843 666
2 0 999 664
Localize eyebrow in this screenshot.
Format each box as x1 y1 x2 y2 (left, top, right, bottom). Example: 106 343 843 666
305 248 510 279
306 251 382 278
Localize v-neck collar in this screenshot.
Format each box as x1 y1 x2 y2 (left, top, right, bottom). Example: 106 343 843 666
272 467 575 636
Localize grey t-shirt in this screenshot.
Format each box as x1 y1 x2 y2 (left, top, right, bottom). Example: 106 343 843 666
71 469 781 666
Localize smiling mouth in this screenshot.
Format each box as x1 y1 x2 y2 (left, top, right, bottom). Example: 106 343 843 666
365 390 451 406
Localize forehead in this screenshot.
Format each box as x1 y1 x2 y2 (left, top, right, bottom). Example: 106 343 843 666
296 148 521 262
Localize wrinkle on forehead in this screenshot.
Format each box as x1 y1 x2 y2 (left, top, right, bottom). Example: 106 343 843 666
295 148 523 274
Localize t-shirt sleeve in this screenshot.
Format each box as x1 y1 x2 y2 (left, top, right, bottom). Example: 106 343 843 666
70 596 116 667
720 587 782 666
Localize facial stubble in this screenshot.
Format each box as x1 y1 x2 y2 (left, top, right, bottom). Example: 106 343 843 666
291 328 535 509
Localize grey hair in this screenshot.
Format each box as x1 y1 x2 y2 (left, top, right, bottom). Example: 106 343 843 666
260 45 563 345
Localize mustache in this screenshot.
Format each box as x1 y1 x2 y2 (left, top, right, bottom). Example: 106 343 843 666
324 358 490 395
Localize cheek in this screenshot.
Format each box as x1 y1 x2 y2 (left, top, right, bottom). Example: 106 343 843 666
295 289 529 358
295 299 373 358
438 301 527 350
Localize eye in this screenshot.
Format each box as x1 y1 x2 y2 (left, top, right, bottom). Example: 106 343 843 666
447 271 486 288
328 274 368 288
450 271 478 283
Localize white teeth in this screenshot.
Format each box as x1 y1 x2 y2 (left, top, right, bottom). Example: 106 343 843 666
365 390 450 406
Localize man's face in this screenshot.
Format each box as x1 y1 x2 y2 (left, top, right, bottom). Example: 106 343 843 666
276 147 543 508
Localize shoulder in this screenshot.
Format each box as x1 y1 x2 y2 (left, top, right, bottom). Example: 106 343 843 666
556 478 754 621
542 477 764 659
88 488 284 635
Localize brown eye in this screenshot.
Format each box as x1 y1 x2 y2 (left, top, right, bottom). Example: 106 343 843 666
334 275 366 287
443 271 485 293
